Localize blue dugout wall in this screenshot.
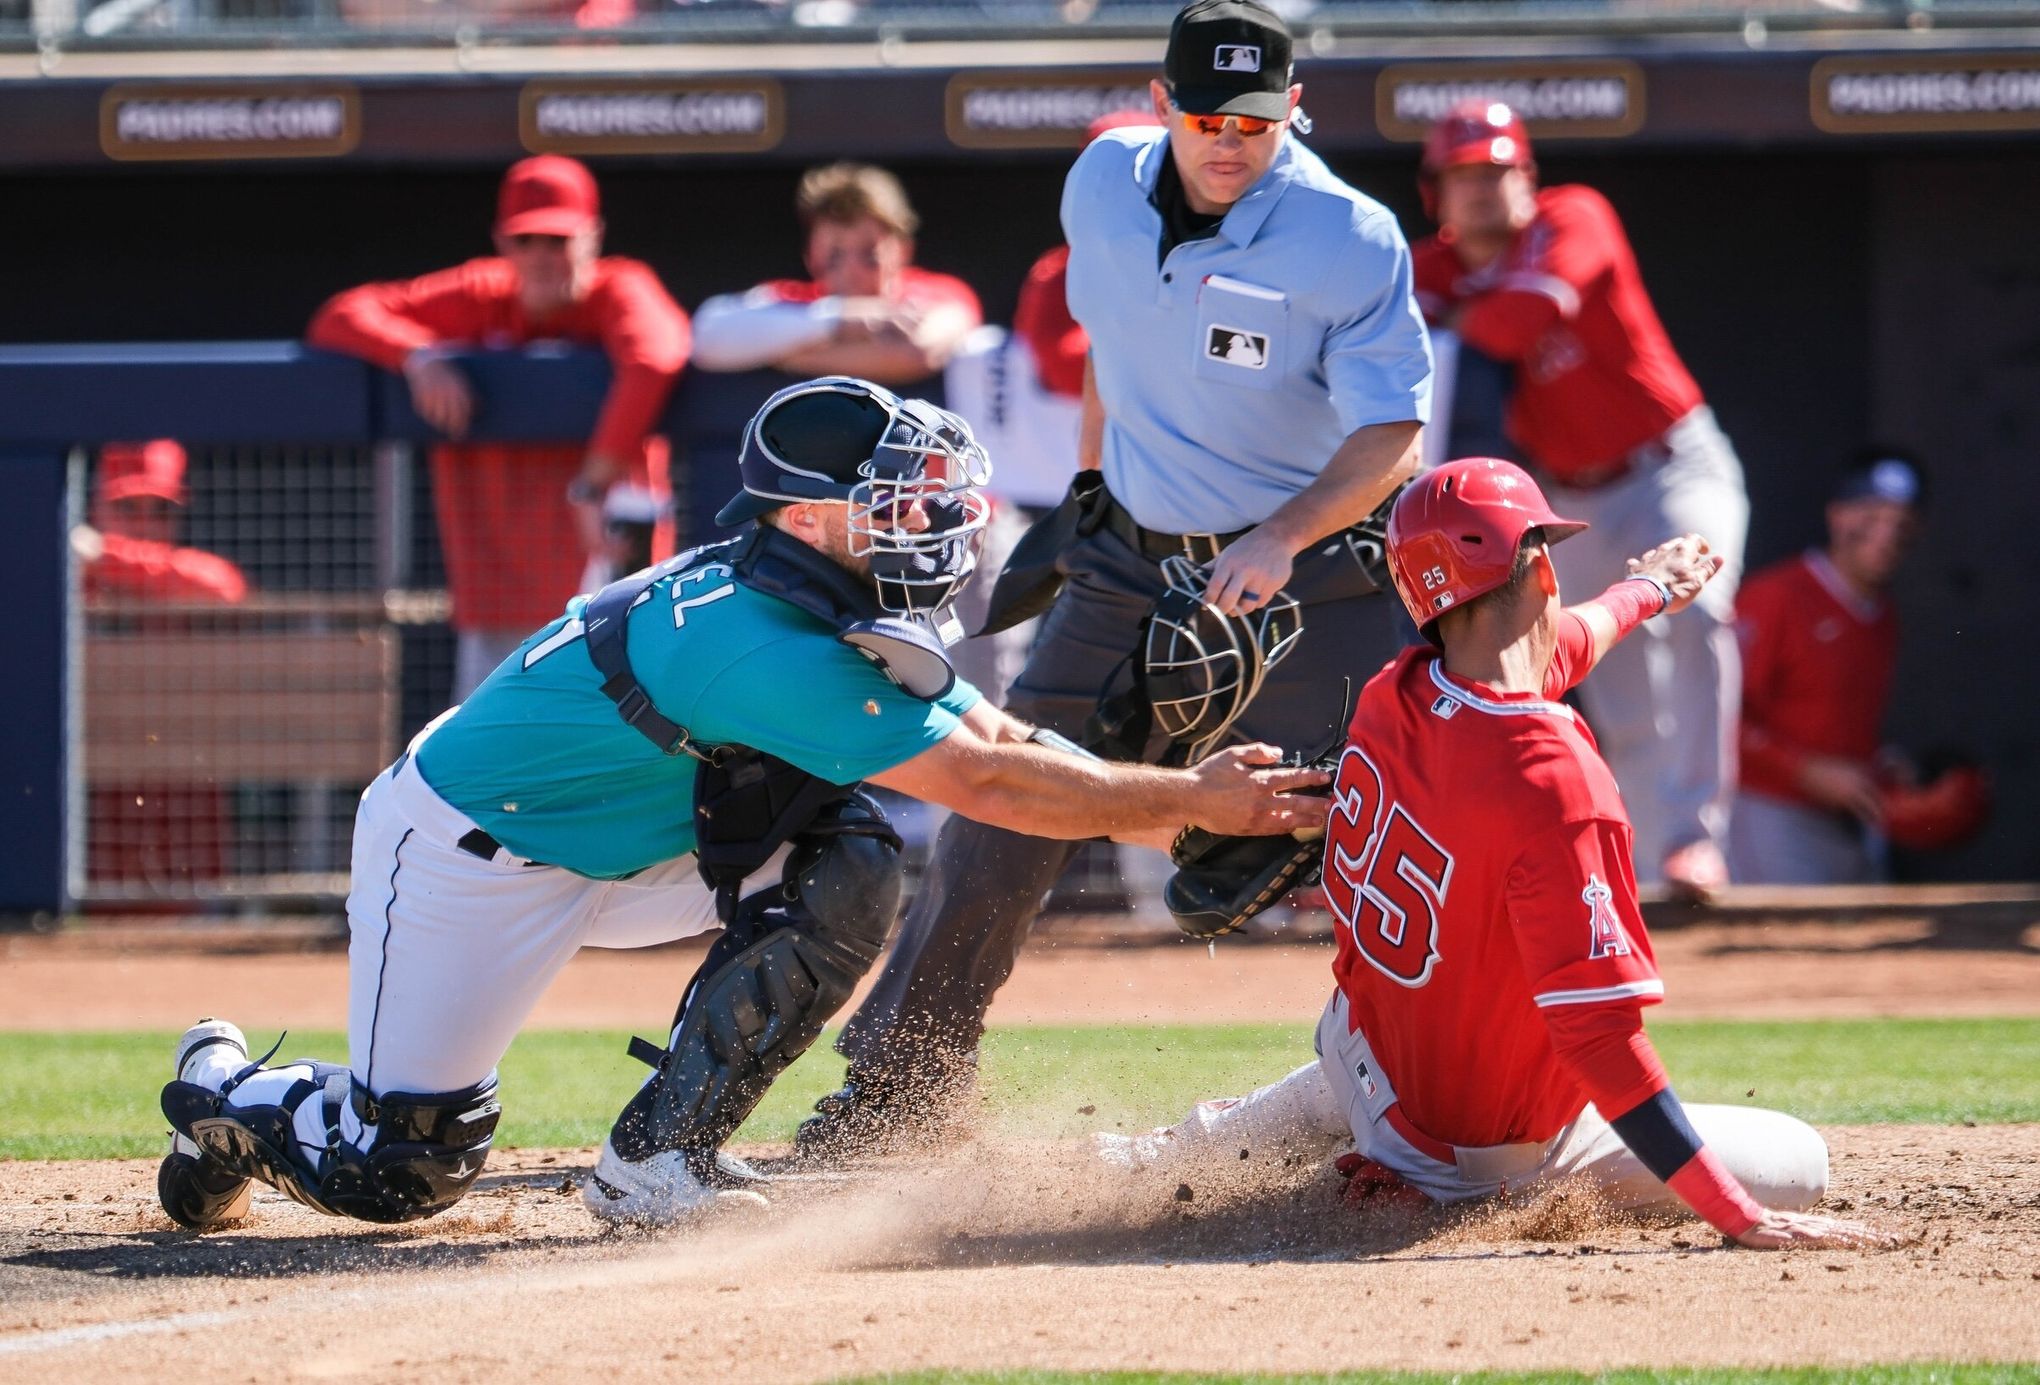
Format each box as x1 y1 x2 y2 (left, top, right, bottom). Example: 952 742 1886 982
0 344 794 916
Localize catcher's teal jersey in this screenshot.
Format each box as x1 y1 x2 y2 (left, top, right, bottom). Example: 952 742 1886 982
414 552 980 880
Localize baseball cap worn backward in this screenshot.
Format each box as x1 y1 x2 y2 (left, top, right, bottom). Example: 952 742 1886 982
1165 0 1294 120
496 155 600 238
1385 458 1587 631
99 439 188 505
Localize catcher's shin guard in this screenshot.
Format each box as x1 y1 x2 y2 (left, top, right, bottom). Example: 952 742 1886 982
608 792 901 1172
161 1064 500 1225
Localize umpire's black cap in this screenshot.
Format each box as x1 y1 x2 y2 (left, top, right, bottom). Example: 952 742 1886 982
1165 0 1294 120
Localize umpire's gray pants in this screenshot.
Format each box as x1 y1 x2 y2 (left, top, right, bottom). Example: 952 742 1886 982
1540 407 1749 879
836 514 1404 1088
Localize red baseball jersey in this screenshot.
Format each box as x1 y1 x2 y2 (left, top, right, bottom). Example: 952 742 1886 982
1327 616 1664 1151
309 257 689 632
1736 551 1898 807
1412 185 1703 482
85 534 248 606
755 266 983 327
1011 246 1087 400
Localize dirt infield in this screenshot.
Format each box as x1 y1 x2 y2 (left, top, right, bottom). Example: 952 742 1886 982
6 913 2039 1031
4 907 2035 1377
1 1124 2035 1380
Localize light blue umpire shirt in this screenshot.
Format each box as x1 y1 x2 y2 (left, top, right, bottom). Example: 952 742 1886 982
1063 127 1434 536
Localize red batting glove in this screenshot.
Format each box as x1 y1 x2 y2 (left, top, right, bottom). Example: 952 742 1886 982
1336 1152 1431 1210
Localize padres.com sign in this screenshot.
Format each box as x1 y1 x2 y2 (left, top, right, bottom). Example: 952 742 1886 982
520 79 784 156
1375 61 1645 142
1813 54 2040 134
100 84 360 161
946 71 1154 150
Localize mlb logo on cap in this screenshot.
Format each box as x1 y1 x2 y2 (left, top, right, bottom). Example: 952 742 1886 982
1214 44 1261 72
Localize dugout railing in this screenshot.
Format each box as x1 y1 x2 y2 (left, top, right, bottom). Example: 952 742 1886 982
0 341 1148 920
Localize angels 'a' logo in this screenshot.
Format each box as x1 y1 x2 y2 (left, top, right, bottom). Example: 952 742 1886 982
1582 874 1631 959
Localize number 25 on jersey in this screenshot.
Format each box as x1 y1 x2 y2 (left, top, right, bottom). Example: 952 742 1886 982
1322 746 1456 988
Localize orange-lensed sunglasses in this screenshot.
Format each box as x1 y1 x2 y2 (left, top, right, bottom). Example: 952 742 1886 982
1169 102 1286 138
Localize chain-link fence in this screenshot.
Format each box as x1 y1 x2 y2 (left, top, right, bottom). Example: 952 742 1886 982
67 435 1151 918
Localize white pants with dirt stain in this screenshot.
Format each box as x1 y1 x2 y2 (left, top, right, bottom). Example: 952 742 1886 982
1118 989 1828 1220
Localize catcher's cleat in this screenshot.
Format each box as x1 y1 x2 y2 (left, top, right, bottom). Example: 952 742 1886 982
157 1019 254 1231
580 1138 770 1228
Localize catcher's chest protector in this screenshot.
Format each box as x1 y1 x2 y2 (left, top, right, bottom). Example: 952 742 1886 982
581 525 954 919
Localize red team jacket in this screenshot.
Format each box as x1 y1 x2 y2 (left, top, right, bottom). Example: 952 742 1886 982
310 257 690 632
1412 186 1704 482
1010 246 1088 400
753 266 982 336
1328 614 1670 1151
1735 551 1898 808
85 533 248 606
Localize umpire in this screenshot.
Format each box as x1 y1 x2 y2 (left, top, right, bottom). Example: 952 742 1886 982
802 0 1433 1156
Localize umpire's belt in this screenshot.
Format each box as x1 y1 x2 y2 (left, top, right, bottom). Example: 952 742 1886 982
384 750 550 869
1099 492 1251 566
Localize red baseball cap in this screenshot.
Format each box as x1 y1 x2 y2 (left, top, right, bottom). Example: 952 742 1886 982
1083 109 1157 148
496 155 600 237
99 440 188 506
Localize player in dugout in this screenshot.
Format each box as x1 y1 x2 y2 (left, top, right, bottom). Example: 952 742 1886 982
1095 459 1893 1252
152 376 1330 1234
690 161 981 388
1730 451 1956 884
310 154 689 700
1412 100 1749 902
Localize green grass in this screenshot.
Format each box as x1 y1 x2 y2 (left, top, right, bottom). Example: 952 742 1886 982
838 1370 2038 1385
4 1017 2036 1161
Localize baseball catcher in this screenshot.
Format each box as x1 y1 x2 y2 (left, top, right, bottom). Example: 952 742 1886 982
155 375 1329 1232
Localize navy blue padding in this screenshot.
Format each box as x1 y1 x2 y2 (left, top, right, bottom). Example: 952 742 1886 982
1606 1087 1707 1184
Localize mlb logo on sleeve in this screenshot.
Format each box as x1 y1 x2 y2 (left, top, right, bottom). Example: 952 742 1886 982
1214 44 1261 72
1206 326 1269 370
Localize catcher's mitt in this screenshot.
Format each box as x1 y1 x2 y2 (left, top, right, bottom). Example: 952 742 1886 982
1164 824 1325 940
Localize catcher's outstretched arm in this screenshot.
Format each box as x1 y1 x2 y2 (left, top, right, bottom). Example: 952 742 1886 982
869 704 1328 842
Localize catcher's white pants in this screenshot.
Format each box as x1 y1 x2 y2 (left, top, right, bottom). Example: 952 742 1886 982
189 748 783 1164
1540 406 1749 877
1124 990 1827 1218
341 750 786 1097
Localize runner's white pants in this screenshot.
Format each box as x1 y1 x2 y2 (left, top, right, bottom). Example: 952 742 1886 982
1540 407 1750 878
191 747 783 1158
1118 990 1827 1218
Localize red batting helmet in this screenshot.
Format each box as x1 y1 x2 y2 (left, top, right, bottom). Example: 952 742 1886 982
1386 458 1587 638
1419 99 1535 218
1880 764 1992 852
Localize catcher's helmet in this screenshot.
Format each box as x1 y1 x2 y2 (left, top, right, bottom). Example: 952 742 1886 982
1386 458 1587 640
1144 554 1303 761
717 376 993 619
1419 99 1534 217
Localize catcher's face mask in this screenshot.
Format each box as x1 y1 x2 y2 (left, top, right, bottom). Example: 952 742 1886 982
1144 554 1303 761
847 397 993 622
